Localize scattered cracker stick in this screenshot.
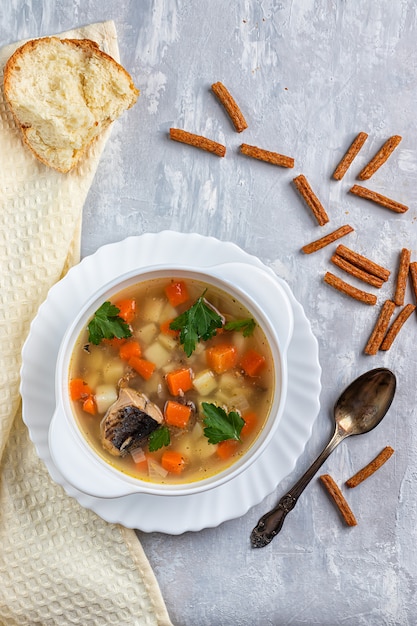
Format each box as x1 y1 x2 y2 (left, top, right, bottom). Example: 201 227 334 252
409 262 417 303
319 474 357 526
394 248 411 306
335 244 390 282
346 446 394 488
293 174 329 226
301 224 354 254
240 143 294 168
331 254 384 288
211 82 248 133
358 135 402 180
380 303 416 351
324 272 377 305
349 184 408 214
364 300 396 355
169 128 226 157
332 132 369 180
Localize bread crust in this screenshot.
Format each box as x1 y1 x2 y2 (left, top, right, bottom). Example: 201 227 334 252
3 37 139 173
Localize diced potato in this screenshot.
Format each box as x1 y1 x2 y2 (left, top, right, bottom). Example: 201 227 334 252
95 384 118 414
144 342 171 368
228 393 250 414
218 372 239 390
141 297 165 322
160 301 178 322
84 371 101 390
231 331 246 353
194 341 205 355
191 421 204 440
193 369 217 396
213 390 231 405
135 322 158 344
102 360 125 384
232 384 254 399
187 341 206 368
218 377 253 399
193 435 217 460
161 361 179 374
173 434 193 456
158 332 178 351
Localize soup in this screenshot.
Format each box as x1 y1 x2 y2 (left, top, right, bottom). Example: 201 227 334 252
68 276 275 484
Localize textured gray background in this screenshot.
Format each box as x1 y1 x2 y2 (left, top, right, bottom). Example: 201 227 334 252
2 1 417 624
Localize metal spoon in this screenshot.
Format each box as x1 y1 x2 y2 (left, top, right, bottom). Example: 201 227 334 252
251 367 396 548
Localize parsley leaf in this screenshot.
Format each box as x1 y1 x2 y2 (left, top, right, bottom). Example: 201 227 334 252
87 301 132 345
201 402 245 444
148 426 171 452
169 291 223 357
224 318 256 337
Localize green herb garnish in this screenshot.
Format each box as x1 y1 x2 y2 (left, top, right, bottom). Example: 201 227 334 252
224 318 256 337
148 426 171 452
87 301 132 345
169 290 223 357
201 402 245 444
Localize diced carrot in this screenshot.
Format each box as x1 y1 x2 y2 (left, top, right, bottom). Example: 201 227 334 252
160 318 180 336
128 356 156 380
206 343 238 374
241 411 258 436
164 281 190 307
164 401 192 428
69 378 92 401
115 298 136 323
216 439 239 460
166 368 193 395
240 349 266 377
161 450 186 474
82 395 97 415
119 339 142 361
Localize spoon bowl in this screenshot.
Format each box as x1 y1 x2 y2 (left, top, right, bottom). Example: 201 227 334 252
335 368 396 436
251 368 396 548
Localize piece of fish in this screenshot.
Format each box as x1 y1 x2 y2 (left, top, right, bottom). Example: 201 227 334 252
100 387 163 457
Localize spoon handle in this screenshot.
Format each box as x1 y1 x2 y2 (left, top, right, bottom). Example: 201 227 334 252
250 429 345 548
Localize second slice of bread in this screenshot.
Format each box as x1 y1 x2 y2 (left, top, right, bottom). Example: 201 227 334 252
3 37 139 173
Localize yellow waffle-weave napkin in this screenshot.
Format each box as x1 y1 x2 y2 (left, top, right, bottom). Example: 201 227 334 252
0 21 172 626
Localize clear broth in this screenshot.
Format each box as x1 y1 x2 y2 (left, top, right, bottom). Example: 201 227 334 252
69 277 275 484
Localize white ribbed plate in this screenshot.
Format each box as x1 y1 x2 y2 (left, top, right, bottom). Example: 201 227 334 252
20 231 321 533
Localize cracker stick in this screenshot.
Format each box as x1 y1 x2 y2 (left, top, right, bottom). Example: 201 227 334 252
169 128 226 157
335 244 390 282
241 143 294 168
380 303 416 351
394 247 411 306
409 262 417 302
349 184 408 214
331 254 384 288
293 174 329 226
211 82 248 133
319 474 357 526
301 224 354 254
346 446 394 488
324 272 377 305
332 132 368 180
364 300 396 355
358 135 402 180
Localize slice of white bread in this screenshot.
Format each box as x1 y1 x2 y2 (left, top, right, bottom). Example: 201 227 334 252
3 37 139 173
